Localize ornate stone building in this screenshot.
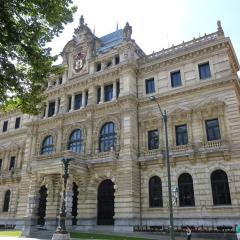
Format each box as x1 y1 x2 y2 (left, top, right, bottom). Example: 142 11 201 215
0 17 240 235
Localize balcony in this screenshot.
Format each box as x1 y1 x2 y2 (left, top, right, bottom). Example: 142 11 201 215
199 139 229 153
86 150 119 165
171 144 195 158
139 149 163 162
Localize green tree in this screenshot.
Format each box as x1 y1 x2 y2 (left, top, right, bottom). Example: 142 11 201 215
0 0 77 114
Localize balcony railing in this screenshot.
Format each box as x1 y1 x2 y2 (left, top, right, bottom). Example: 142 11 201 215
204 140 222 148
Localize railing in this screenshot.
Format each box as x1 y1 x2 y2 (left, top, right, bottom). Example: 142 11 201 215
204 140 222 148
171 144 192 152
138 30 224 64
141 149 162 157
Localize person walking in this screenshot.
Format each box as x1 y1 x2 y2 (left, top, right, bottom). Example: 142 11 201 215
186 226 192 240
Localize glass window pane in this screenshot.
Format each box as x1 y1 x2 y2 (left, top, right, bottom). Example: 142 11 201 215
199 62 211 79
176 124 188 145
206 119 221 141
145 78 155 94
99 122 116 152
171 70 182 87
148 130 159 150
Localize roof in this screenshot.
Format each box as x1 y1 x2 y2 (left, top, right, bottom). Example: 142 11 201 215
97 29 123 54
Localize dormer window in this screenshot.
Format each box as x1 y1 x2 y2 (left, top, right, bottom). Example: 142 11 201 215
96 62 101 72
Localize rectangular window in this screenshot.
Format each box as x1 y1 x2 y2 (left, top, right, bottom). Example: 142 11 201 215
2 121 8 132
96 62 101 72
198 62 211 79
206 119 221 141
58 76 63 85
145 78 155 94
9 156 15 171
74 93 82 110
115 55 120 65
97 87 101 104
171 70 182 87
68 96 72 111
148 130 159 150
176 124 188 146
0 159 2 171
116 80 120 98
48 102 55 117
15 117 21 129
104 84 113 102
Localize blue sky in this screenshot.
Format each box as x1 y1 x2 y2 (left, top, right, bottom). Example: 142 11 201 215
50 0 240 67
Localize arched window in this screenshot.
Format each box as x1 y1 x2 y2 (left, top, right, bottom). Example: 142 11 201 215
178 173 195 207
68 129 83 153
3 190 11 212
41 135 54 155
211 170 231 205
99 122 116 152
149 176 163 207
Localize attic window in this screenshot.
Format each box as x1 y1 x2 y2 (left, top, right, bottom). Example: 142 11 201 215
115 55 120 65
96 62 101 72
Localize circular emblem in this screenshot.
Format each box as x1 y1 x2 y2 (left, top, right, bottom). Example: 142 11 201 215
73 52 86 73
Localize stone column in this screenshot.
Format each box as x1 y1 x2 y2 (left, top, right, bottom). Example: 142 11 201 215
100 85 104 103
70 94 75 111
82 91 86 108
45 102 49 118
112 80 117 100
54 99 58 116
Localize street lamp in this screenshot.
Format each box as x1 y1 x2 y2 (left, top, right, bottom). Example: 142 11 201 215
52 157 73 240
149 95 175 240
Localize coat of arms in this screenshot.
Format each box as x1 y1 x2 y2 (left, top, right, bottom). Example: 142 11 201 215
73 52 86 73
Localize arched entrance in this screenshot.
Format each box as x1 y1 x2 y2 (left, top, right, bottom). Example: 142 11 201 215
37 185 48 226
97 179 114 225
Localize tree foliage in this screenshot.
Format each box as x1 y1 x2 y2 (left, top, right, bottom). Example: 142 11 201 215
0 0 77 114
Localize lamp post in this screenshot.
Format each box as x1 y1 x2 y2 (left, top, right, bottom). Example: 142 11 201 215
52 157 73 240
149 96 175 240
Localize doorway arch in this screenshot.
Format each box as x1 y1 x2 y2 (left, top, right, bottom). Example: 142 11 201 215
37 185 48 226
97 179 115 225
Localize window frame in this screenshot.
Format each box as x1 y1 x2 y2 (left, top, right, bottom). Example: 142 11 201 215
3 190 11 212
48 101 55 117
145 78 155 94
205 118 221 141
99 122 117 152
104 84 113 102
148 129 159 150
198 62 211 80
15 117 21 129
178 173 195 207
211 170 231 205
2 121 8 132
149 176 163 208
74 93 82 110
41 135 54 155
68 129 84 153
175 124 188 146
170 70 182 88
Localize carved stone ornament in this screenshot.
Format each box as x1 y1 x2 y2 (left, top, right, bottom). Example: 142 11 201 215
73 51 86 73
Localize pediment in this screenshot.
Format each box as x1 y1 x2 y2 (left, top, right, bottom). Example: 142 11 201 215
195 97 225 110
168 105 192 116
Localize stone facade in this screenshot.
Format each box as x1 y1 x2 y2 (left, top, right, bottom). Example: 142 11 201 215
0 17 240 235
